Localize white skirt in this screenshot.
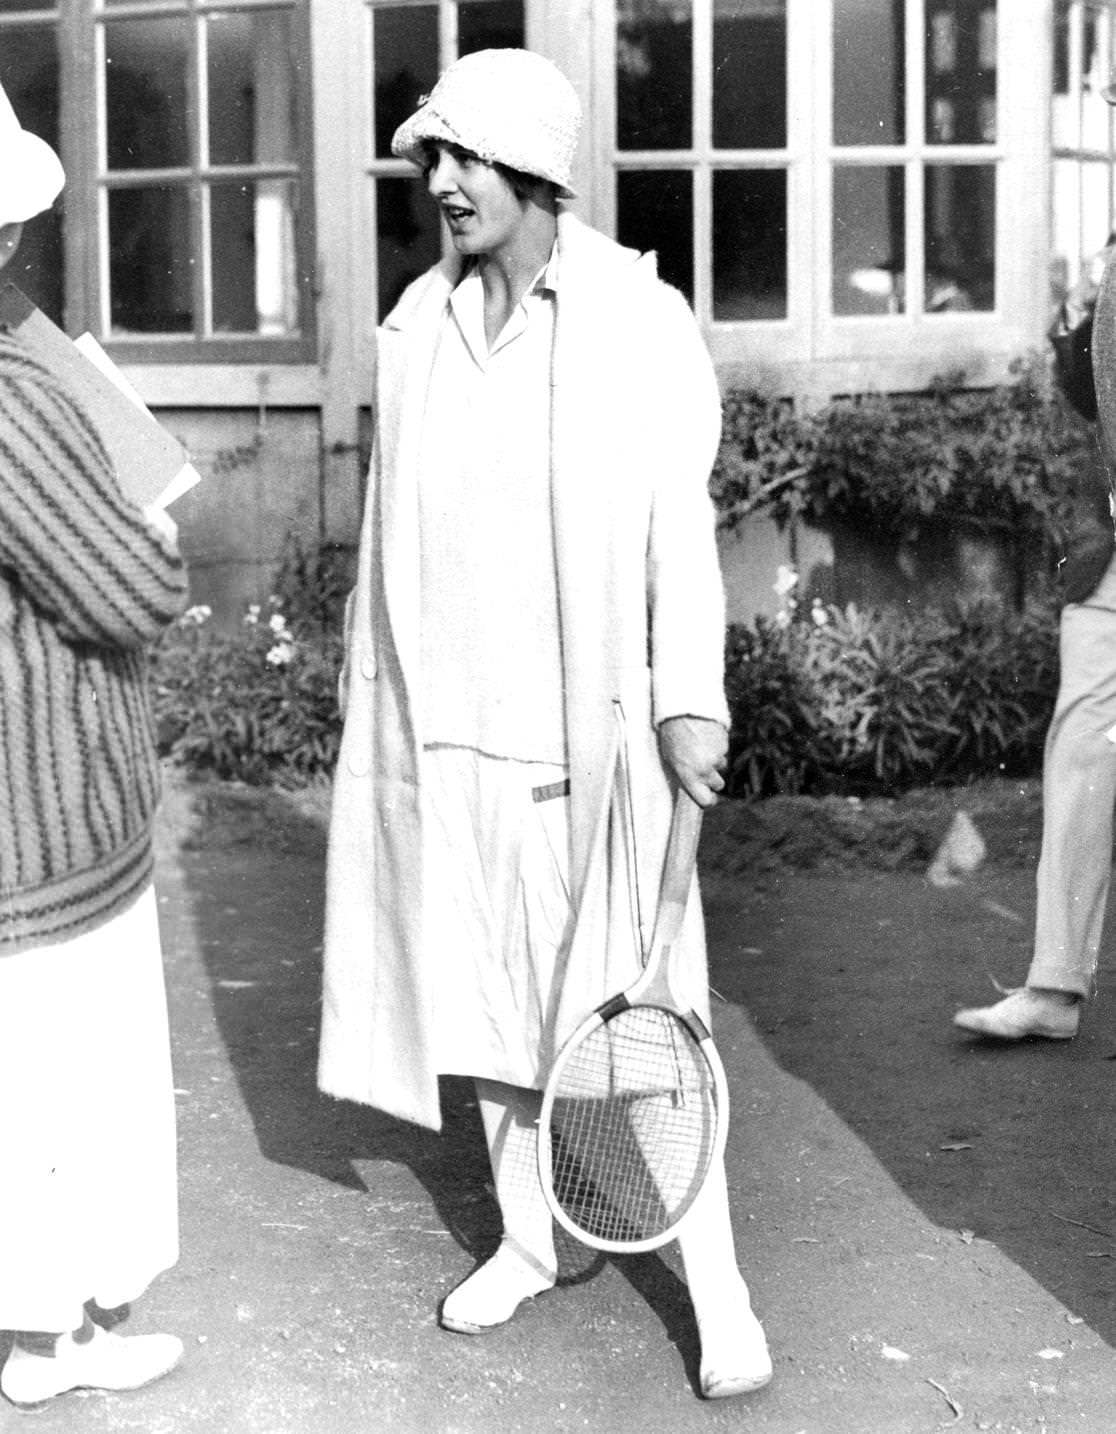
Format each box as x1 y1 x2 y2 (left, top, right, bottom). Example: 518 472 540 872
422 746 574 1088
0 885 179 1333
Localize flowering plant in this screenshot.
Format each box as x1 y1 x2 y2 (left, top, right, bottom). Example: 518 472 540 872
151 596 343 787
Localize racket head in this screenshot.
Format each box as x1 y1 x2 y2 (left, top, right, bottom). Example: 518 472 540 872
537 999 730 1253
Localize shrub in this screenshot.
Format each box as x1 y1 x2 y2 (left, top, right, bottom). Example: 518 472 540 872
712 359 1098 576
724 599 1059 799
152 595 1059 799
151 544 1061 801
723 618 817 796
271 532 352 632
151 598 343 787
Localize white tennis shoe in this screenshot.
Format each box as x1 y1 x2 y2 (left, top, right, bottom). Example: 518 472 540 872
439 1240 556 1334
1 1325 183 1408
698 1294 773 1398
953 988 1080 1041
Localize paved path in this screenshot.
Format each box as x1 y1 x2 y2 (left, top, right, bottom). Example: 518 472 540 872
4 790 1116 1433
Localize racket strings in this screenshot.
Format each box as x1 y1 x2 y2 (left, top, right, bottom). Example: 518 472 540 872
545 1006 719 1245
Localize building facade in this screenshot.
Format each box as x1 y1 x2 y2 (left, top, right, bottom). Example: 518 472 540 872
0 0 1112 618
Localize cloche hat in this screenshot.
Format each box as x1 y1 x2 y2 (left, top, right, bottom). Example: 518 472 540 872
0 81 64 224
391 49 582 199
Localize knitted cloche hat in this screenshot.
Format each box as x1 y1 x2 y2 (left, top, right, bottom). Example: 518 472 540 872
0 82 64 225
392 49 582 199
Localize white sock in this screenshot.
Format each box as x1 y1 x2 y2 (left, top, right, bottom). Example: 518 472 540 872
475 1078 556 1279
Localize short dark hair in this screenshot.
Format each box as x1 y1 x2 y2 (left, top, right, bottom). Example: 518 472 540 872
494 160 548 201
419 140 554 203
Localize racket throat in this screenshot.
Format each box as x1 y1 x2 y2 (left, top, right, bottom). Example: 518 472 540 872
598 992 633 1024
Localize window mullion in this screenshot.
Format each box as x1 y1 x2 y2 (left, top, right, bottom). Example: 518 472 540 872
93 14 110 336
693 0 710 152
1069 0 1084 158
440 1 458 69
60 2 102 335
591 0 616 233
906 0 926 318
692 0 711 324
810 0 832 363
436 0 459 264
1103 4 1115 229
192 3 209 341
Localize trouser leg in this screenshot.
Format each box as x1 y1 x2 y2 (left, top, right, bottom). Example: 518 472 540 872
1029 577 1116 997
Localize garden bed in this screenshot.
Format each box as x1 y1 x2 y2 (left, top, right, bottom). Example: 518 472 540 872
159 767 1044 877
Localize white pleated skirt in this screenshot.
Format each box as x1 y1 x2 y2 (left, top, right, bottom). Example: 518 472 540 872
422 746 574 1089
0 885 179 1333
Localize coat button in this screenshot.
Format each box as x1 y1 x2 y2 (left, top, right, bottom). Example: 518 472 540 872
360 654 377 680
347 746 371 777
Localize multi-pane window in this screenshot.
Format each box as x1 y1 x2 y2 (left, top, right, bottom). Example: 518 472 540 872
1052 0 1116 299
367 0 525 319
1 0 1051 386
831 0 997 319
0 0 314 361
614 0 789 322
609 0 998 347
98 0 311 358
0 2 64 325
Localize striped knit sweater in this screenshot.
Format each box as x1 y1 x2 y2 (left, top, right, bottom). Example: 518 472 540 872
0 330 188 956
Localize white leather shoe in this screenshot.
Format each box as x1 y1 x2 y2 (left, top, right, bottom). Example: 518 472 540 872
1 1325 183 1408
439 1241 556 1335
953 988 1080 1041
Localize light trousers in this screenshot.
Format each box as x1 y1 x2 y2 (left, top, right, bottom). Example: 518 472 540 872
1029 553 1116 997
0 886 179 1333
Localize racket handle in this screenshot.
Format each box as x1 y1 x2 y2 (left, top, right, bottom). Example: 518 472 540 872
651 789 704 947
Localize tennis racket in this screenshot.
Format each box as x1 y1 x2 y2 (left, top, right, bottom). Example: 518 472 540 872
537 786 729 1253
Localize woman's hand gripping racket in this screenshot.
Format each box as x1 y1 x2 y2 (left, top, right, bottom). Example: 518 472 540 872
537 788 729 1253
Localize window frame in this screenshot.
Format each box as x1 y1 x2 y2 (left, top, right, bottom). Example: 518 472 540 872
816 0 1003 359
1052 0 1116 297
361 0 534 336
587 0 1050 395
591 1 811 357
47 0 318 366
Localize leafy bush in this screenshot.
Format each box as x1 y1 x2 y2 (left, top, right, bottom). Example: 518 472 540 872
712 358 1098 561
151 593 1060 799
271 533 352 632
151 598 343 787
725 599 1059 799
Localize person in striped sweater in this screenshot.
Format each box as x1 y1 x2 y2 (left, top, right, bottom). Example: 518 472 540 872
0 83 190 1408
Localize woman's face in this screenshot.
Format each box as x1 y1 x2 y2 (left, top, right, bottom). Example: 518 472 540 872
424 143 526 259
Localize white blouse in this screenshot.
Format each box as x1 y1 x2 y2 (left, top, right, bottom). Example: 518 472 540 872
418 250 567 765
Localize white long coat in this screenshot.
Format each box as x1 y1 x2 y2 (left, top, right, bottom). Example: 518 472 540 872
318 211 729 1131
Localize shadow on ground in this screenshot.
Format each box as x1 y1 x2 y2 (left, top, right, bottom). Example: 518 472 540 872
702 859 1116 1353
165 780 711 1397
164 776 1116 1392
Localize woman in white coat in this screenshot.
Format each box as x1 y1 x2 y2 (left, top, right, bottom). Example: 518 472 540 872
318 48 772 1399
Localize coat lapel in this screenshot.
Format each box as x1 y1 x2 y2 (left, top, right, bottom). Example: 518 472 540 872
550 213 650 897
376 261 460 722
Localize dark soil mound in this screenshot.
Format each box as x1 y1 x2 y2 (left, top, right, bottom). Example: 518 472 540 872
161 768 1045 876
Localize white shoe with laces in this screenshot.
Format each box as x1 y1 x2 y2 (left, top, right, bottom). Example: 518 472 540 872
953 987 1080 1041
1 1325 183 1408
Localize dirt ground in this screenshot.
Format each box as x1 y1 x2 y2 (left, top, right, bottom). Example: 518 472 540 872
4 775 1116 1434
